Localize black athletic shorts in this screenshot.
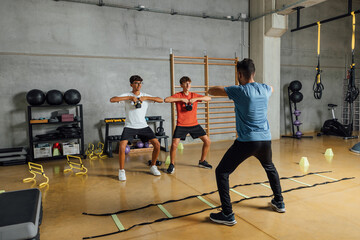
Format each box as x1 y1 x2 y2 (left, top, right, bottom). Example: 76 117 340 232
120 127 157 143
173 125 206 140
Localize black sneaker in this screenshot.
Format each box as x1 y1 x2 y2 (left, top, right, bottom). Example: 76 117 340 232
270 199 286 213
210 211 237 226
167 163 175 174
198 160 212 169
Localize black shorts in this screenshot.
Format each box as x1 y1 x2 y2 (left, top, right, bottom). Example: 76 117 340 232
120 127 157 143
173 125 206 140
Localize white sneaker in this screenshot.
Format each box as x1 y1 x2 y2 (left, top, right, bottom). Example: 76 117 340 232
150 165 161 176
118 169 126 181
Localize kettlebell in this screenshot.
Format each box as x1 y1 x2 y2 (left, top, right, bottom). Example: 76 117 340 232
185 103 193 111
135 99 142 108
148 160 163 166
156 126 165 136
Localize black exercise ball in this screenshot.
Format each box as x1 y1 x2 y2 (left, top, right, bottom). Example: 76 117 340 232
64 89 81 105
290 91 303 103
46 90 63 105
289 80 302 92
26 89 46 106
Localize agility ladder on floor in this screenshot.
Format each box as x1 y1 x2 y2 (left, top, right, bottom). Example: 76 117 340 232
82 171 354 239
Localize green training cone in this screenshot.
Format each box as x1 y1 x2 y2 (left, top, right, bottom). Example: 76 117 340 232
177 143 184 150
165 156 170 166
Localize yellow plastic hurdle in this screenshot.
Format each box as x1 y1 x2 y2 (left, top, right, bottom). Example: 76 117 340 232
94 142 107 159
85 143 97 160
23 162 49 187
64 155 88 175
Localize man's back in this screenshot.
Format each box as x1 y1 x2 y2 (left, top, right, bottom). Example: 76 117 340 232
225 82 272 142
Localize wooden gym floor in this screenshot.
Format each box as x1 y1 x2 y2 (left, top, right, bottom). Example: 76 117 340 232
1 135 360 240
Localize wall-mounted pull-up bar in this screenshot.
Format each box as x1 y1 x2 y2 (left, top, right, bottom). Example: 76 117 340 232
291 0 359 32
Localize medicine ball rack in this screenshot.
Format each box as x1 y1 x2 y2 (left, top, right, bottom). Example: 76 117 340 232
27 104 84 161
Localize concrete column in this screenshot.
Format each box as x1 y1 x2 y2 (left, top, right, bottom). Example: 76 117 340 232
250 0 288 140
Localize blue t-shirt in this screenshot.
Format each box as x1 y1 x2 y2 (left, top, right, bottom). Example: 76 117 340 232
225 82 272 142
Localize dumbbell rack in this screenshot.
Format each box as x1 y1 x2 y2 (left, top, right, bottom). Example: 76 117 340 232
104 117 169 157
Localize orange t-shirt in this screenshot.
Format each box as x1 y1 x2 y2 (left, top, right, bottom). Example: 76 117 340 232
172 92 203 126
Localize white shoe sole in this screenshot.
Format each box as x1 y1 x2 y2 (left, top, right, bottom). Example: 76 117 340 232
210 217 237 226
118 176 126 181
118 171 126 181
270 202 286 213
167 168 175 174
198 164 212 169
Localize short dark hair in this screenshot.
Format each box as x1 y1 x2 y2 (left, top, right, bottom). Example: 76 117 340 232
180 76 191 85
129 75 143 84
237 58 255 80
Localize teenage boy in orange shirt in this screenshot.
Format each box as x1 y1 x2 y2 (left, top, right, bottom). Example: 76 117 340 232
164 76 212 174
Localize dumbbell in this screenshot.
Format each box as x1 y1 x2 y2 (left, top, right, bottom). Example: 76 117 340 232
293 120 302 126
294 110 301 116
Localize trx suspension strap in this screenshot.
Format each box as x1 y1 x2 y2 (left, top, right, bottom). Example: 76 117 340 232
313 21 324 99
345 11 359 104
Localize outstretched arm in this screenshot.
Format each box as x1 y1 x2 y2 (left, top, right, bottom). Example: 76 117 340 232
208 86 228 96
110 96 137 103
139 96 163 103
189 96 211 104
164 96 188 103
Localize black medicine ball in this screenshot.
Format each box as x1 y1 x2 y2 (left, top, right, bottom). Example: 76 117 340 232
289 80 302 92
290 91 303 103
26 89 46 106
64 89 81 105
46 90 63 105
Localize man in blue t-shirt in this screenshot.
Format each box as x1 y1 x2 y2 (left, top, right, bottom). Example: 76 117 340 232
207 58 285 226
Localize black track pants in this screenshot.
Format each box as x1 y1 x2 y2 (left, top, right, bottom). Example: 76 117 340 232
215 140 283 215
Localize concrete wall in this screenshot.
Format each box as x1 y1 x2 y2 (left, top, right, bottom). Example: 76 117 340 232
0 0 248 148
250 0 286 140
280 0 360 135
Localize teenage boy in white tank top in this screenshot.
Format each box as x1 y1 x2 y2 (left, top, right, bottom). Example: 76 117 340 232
110 75 163 181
